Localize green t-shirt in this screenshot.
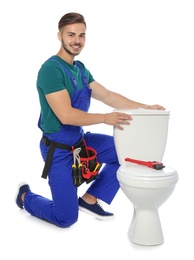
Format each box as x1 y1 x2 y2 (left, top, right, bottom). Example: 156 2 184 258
36 55 95 134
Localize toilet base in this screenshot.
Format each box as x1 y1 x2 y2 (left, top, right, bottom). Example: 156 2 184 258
128 206 164 246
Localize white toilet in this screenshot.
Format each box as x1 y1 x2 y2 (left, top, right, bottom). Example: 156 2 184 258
113 109 178 246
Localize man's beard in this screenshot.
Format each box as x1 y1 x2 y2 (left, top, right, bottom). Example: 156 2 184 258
62 40 80 56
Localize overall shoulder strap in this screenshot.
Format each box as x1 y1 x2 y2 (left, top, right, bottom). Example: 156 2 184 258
48 57 78 88
74 61 88 88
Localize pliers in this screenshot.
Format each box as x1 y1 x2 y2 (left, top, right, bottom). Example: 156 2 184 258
72 148 82 185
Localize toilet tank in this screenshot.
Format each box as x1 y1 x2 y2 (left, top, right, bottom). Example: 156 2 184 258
113 109 170 165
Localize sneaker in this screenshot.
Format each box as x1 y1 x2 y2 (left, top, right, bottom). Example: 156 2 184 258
78 197 114 220
15 182 31 209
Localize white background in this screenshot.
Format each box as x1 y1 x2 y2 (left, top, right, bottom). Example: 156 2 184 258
1 0 194 259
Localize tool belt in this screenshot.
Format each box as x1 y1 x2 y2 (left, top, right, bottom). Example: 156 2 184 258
41 136 102 187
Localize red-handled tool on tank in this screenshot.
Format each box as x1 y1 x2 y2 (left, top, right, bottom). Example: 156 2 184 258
125 157 165 170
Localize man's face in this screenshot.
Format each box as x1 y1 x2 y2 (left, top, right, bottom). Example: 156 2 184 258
58 23 86 56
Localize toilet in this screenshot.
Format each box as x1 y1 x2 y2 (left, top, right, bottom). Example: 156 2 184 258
113 109 178 246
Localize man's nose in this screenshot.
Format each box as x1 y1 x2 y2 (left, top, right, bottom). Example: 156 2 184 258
74 35 80 43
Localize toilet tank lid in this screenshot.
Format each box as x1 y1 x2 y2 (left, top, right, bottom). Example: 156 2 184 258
113 108 170 116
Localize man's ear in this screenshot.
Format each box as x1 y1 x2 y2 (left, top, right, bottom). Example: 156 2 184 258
57 32 61 41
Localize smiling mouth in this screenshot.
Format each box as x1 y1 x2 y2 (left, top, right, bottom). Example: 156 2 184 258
71 45 81 50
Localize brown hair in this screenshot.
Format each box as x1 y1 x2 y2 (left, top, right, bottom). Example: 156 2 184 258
58 12 86 31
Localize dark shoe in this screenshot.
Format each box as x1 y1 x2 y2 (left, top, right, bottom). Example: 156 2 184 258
15 182 31 209
78 197 114 220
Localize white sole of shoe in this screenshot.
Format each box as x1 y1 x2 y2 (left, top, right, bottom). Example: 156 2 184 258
15 181 28 208
79 206 114 221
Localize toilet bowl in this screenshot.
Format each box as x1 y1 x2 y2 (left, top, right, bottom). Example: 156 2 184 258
113 109 178 246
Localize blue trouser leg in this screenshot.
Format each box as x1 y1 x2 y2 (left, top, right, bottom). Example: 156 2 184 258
24 147 79 228
84 132 120 204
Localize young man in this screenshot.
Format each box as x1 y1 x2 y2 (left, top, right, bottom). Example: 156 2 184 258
16 12 165 228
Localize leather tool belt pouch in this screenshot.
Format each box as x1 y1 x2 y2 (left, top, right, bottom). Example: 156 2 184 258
72 140 102 187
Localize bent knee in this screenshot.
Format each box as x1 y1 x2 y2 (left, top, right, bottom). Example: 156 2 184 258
55 215 78 228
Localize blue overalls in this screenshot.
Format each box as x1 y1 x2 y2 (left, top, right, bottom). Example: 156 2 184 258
24 58 120 227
